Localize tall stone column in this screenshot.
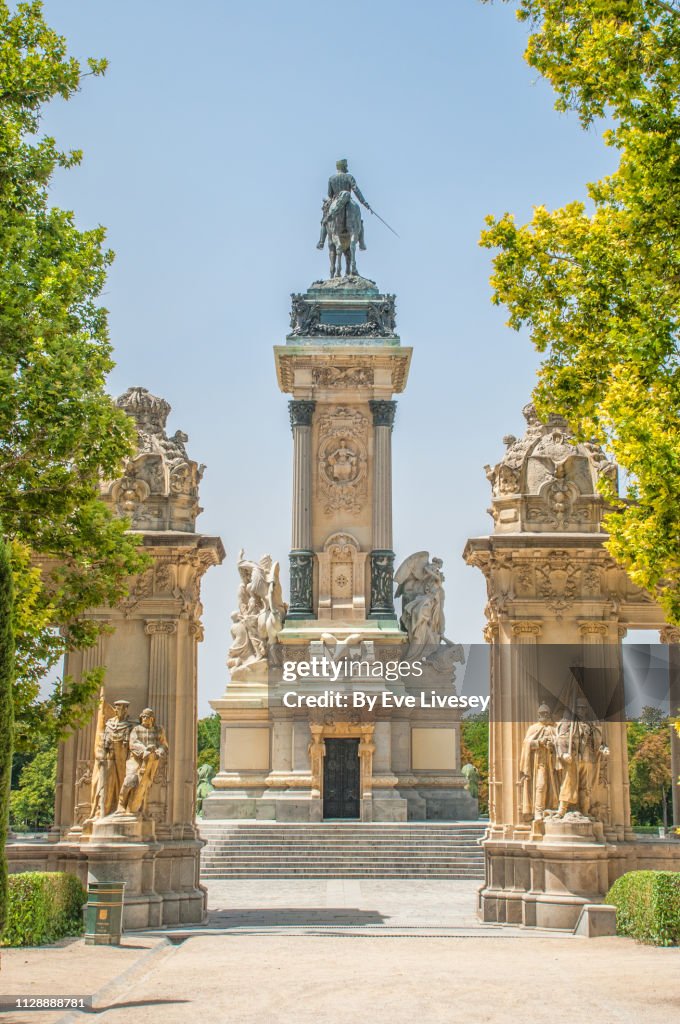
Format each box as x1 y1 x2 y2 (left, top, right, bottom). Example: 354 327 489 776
145 620 177 828
288 399 315 619
661 625 680 827
55 630 110 834
579 621 629 838
510 622 542 832
368 399 396 619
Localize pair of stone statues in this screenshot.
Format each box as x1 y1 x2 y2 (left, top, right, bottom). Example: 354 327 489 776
89 696 168 820
519 699 609 821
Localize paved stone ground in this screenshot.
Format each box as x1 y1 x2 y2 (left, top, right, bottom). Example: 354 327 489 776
1 879 679 1024
203 878 486 933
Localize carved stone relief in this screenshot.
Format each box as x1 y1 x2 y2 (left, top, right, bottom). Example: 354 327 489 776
317 406 368 514
317 532 367 620
312 366 374 388
536 553 581 616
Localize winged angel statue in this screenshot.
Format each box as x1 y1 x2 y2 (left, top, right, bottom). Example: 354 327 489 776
394 551 449 659
227 550 288 674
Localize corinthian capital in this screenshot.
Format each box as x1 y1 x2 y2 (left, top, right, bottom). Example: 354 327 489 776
369 400 396 429
289 400 316 430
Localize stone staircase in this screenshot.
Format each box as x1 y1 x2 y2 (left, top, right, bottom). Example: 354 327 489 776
198 821 487 879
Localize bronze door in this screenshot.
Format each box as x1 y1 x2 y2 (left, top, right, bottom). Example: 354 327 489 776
323 738 360 819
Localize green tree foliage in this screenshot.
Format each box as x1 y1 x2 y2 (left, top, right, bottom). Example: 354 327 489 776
0 533 15 934
197 713 220 776
480 0 680 622
9 746 56 831
627 707 673 825
461 711 489 813
0 2 148 752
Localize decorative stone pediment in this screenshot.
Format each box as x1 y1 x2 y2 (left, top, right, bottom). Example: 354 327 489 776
484 405 618 534
102 387 206 533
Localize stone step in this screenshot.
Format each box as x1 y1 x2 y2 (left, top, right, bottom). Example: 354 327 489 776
200 833 486 840
202 853 483 862
201 871 484 879
199 819 486 879
201 839 485 846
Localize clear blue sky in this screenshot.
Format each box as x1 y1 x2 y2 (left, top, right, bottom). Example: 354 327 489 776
41 1 619 714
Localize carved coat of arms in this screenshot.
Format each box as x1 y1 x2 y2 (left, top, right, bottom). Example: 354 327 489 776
317 406 368 514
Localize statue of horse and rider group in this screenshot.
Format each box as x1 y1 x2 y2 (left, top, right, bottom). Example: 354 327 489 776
316 160 398 279
318 190 365 278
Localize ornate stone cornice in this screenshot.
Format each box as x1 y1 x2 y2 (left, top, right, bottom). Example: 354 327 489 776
369 399 397 429
289 400 316 430
145 620 178 636
660 625 680 645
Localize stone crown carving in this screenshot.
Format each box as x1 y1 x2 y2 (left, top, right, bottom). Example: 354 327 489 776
102 387 205 533
484 405 618 535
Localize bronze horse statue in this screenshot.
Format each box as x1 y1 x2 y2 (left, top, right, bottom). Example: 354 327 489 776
318 191 363 277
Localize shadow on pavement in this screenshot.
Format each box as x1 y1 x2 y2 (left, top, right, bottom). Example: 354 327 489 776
207 908 387 927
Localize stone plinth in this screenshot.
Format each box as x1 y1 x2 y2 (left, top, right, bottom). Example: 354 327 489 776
480 835 680 930
208 277 477 825
275 277 411 623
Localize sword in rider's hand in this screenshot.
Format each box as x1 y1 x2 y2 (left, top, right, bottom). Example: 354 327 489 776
364 203 400 239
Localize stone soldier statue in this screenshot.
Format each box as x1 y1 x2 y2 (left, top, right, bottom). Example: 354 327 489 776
555 697 609 818
89 698 134 819
519 704 559 821
317 158 371 252
117 708 168 815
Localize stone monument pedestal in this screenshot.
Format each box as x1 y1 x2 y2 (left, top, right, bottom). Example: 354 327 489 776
479 817 680 930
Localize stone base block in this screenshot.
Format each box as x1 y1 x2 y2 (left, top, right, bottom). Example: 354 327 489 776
201 792 276 819
479 835 680 931
408 787 479 821
372 796 408 821
574 903 617 937
5 835 206 928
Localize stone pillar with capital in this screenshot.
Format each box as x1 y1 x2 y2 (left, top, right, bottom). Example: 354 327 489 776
661 625 680 827
462 404 676 928
368 399 397 619
288 399 316 619
41 388 225 928
578 620 628 839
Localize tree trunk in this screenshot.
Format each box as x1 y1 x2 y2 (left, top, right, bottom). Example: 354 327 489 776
0 535 15 934
662 786 668 831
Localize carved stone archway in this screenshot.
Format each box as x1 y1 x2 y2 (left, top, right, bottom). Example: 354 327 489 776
309 721 375 821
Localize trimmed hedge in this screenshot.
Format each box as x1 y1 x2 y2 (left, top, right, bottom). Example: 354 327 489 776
606 870 680 946
1 872 86 947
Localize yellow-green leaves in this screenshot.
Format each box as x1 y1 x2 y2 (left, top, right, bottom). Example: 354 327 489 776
482 0 680 622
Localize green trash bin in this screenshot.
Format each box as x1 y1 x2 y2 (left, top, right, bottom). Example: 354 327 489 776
83 882 125 945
